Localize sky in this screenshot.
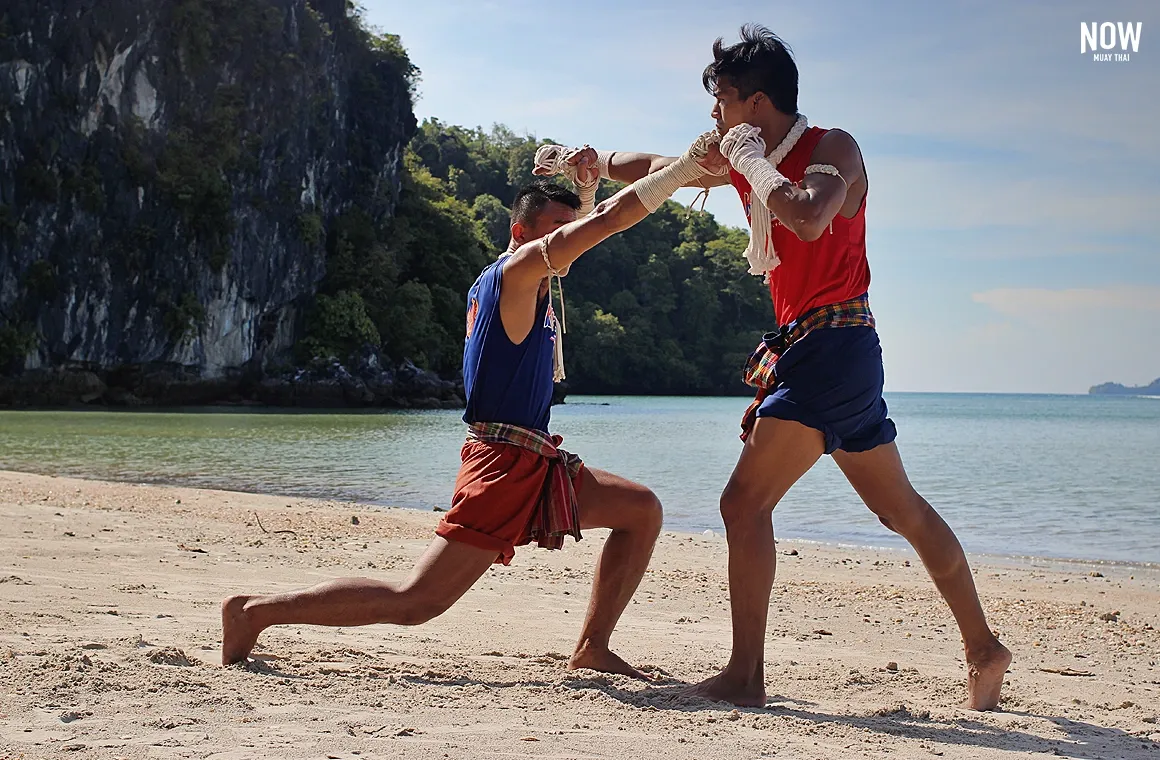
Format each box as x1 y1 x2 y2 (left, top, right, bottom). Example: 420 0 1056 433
360 0 1159 394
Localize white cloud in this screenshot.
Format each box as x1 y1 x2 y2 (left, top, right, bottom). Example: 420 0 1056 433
973 286 1160 320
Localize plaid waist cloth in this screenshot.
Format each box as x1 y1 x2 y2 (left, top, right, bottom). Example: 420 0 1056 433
465 422 583 551
739 294 876 441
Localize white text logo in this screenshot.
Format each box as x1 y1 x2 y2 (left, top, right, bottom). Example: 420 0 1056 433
1081 22 1142 62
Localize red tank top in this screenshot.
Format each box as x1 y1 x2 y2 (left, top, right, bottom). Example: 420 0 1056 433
729 126 870 326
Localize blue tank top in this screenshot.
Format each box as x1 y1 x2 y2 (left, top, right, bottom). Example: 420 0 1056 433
462 256 557 432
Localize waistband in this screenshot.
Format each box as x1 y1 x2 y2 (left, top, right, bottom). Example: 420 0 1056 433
743 294 875 391
465 422 583 551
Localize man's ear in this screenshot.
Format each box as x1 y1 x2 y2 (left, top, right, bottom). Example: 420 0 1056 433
510 221 527 246
749 91 765 115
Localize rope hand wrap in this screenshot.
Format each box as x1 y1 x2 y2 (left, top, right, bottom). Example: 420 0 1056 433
685 133 730 217
632 130 720 213
721 124 793 202
539 237 567 382
720 114 809 281
531 143 605 381
595 149 614 180
533 143 599 215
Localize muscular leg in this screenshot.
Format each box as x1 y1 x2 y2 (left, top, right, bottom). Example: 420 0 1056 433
832 442 1012 710
568 467 664 678
221 537 496 665
686 417 825 706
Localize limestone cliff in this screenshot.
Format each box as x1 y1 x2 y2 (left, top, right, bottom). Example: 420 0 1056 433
0 0 417 404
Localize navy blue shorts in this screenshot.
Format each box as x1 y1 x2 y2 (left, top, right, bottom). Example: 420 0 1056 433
755 326 897 455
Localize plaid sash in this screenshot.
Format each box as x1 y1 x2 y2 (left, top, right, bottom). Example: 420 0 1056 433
739 294 875 441
465 422 583 550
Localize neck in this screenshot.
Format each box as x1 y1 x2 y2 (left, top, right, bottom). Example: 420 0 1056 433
755 111 800 158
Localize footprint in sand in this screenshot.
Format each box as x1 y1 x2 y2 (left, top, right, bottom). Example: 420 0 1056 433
147 647 200 667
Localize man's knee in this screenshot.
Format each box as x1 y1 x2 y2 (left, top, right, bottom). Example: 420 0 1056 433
638 489 664 537
719 483 772 529
608 486 663 538
869 491 931 535
396 592 455 626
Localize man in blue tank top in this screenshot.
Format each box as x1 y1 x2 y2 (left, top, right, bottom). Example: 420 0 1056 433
222 134 727 677
459 184 566 434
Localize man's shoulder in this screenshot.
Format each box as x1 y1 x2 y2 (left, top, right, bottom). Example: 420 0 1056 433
807 128 864 174
485 254 511 275
471 255 509 292
813 127 860 151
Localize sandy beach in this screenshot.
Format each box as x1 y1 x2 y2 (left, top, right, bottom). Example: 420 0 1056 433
1 470 1158 759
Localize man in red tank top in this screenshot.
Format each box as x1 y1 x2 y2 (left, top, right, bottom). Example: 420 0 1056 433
551 25 1011 710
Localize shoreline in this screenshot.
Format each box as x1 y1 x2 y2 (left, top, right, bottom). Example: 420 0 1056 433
2 470 1159 759
3 466 1157 573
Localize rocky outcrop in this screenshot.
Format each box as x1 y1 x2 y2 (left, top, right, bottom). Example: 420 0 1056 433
0 0 417 403
0 351 468 408
1089 378 1160 396
254 352 465 409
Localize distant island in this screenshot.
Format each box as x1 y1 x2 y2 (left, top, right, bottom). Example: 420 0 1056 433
1089 378 1160 396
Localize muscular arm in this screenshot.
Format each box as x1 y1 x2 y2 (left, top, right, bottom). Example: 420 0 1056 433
505 133 719 341
604 152 732 189
499 169 697 342
763 129 864 242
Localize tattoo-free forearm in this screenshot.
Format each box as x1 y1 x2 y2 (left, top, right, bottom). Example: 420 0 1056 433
604 152 677 183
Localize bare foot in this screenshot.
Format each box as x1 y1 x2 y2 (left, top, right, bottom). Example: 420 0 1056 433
682 669 767 708
568 643 649 680
221 595 260 666
966 641 1012 711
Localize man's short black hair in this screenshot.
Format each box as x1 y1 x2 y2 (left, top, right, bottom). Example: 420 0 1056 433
702 24 798 116
510 180 581 226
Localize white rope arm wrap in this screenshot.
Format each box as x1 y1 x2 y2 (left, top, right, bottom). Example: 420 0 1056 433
574 181 597 216
720 124 790 207
719 116 810 280
539 237 568 382
594 147 720 182
804 163 848 199
631 130 719 213
533 143 600 214
595 149 614 180
804 163 841 176
539 236 565 278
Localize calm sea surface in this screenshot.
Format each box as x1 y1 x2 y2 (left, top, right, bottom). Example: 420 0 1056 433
1 393 1157 564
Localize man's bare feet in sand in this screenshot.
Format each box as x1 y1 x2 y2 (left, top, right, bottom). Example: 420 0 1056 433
966 641 1012 711
682 668 767 708
220 595 260 665
568 641 649 680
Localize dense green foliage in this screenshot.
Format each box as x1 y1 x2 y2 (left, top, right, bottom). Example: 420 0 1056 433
303 119 773 395
150 0 418 271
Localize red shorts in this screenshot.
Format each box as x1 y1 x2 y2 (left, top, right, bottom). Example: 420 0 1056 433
436 440 586 565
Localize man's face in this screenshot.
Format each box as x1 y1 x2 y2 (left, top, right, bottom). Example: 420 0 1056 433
514 200 578 245
710 82 751 133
